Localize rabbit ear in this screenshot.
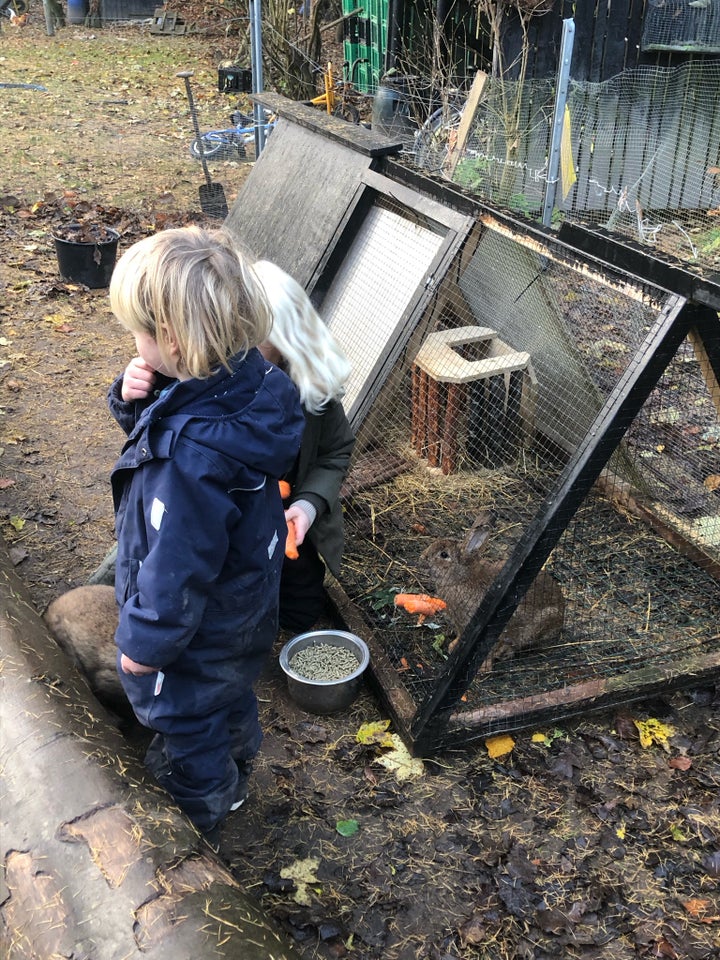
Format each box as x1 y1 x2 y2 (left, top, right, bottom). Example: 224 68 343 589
464 510 496 555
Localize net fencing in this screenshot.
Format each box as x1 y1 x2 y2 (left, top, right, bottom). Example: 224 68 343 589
394 60 720 275
317 187 720 748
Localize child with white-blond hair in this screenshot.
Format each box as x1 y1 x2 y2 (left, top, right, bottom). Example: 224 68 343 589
253 260 355 632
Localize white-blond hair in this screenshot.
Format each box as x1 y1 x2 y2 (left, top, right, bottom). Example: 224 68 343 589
253 260 351 414
110 226 271 380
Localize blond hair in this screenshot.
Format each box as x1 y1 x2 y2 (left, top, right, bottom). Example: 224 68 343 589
109 226 271 379
253 260 350 414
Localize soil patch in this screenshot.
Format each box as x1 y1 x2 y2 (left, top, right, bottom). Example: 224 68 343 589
1 20 718 960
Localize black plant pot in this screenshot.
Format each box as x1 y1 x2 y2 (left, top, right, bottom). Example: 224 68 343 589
54 224 120 289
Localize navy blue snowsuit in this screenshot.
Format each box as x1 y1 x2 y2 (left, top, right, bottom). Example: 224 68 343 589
108 348 304 832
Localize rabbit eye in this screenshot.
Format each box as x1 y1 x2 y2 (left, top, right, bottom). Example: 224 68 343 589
439 550 451 560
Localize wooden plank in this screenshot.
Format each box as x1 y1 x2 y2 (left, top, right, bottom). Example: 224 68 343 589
689 326 720 420
252 91 404 157
224 120 374 290
443 70 487 178
595 469 720 582
438 650 720 748
324 578 418 739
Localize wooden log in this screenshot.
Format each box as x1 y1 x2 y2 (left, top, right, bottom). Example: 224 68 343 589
0 535 301 960
426 376 441 467
413 365 428 458
411 363 421 453
441 381 465 474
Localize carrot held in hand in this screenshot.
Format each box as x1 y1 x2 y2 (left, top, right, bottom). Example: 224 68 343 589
278 480 292 499
285 517 299 560
394 593 446 624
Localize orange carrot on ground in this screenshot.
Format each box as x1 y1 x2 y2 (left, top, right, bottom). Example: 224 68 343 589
394 593 447 625
278 480 292 499
285 517 299 560
394 593 447 616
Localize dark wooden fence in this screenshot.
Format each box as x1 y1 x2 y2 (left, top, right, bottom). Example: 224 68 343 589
397 0 718 83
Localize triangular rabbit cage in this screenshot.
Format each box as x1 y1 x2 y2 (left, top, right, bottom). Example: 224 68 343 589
227 96 720 756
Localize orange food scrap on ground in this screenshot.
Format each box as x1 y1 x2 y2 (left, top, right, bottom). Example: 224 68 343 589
278 480 292 499
285 518 299 559
682 899 720 922
394 593 447 624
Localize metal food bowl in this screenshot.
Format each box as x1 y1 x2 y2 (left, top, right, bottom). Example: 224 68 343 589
279 630 370 715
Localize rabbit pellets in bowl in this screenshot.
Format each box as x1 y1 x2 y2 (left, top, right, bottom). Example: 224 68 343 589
279 630 370 715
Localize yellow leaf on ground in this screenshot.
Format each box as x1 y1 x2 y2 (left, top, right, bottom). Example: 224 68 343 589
44 310 75 326
486 734 515 758
356 719 394 748
633 718 675 750
375 734 425 781
280 857 320 906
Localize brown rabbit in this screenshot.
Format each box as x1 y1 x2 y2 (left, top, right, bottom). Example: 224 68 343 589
419 510 565 672
43 584 127 715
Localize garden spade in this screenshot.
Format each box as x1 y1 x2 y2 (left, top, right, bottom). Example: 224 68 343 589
177 70 228 219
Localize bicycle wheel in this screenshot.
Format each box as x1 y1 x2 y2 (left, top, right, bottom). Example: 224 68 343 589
413 105 463 174
332 102 360 125
190 136 230 161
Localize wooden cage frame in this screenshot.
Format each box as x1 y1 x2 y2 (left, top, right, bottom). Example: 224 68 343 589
227 98 720 755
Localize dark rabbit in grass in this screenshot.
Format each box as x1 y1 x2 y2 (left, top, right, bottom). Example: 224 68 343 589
43 584 128 716
420 510 565 671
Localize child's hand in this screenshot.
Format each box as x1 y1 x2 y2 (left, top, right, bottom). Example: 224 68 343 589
121 357 157 401
120 653 158 676
285 504 311 546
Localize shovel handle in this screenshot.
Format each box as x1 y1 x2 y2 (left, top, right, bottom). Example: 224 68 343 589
177 69 211 184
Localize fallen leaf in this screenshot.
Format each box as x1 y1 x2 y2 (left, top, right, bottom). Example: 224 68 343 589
704 474 720 492
614 708 638 740
375 734 425 781
279 856 320 906
633 717 675 751
356 720 394 748
8 546 28 566
670 823 688 842
363 766 378 786
682 898 720 922
336 819 359 837
43 311 75 327
668 755 692 771
486 734 515 758
0 478 16 489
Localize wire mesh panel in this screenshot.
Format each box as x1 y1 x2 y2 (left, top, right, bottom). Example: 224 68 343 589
401 60 720 276
225 99 718 754
324 205 720 753
642 0 720 53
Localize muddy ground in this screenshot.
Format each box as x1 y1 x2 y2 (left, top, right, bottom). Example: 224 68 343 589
1 18 719 960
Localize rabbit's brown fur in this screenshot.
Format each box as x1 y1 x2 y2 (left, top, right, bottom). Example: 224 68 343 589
420 511 565 672
43 584 127 714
